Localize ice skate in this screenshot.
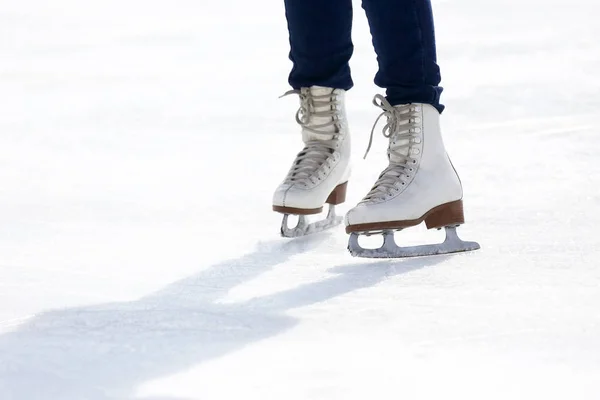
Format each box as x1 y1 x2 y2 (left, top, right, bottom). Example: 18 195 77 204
345 95 480 258
273 86 351 238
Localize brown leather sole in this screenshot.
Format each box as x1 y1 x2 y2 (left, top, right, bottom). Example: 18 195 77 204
345 199 465 233
273 182 348 215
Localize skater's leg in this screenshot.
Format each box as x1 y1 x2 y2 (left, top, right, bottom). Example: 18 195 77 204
345 1 479 257
362 0 444 112
274 0 353 237
284 0 354 90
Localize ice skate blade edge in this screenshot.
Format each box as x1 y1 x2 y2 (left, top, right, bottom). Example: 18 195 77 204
347 226 480 258
280 204 342 238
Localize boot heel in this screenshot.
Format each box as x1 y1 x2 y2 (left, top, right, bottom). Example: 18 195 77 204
326 182 348 205
424 200 465 229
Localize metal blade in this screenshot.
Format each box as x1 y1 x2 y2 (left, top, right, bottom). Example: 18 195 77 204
348 226 480 258
280 204 343 238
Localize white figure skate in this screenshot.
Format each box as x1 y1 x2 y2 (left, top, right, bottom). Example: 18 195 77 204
273 86 351 237
345 95 479 257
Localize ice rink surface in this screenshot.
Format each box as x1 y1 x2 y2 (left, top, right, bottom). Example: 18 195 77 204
1 0 599 399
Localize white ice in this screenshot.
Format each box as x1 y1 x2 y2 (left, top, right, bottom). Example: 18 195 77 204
1 0 599 399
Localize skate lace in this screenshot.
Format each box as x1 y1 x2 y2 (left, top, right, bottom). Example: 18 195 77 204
361 94 421 202
281 89 340 183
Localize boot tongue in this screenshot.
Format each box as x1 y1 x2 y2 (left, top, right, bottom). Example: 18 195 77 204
301 86 337 142
388 114 411 164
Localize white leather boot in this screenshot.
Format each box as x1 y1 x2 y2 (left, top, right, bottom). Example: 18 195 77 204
345 94 479 257
273 86 351 237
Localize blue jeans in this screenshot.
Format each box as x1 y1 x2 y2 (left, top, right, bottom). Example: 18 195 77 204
284 0 444 112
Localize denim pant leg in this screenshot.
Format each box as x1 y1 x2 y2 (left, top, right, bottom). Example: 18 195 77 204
284 0 354 91
362 0 444 112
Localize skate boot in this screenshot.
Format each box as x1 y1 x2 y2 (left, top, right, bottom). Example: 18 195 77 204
345 94 479 258
273 86 351 238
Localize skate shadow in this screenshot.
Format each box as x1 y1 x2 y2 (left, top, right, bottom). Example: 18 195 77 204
0 234 448 400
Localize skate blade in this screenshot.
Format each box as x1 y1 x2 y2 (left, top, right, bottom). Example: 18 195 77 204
348 226 480 258
281 204 343 238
